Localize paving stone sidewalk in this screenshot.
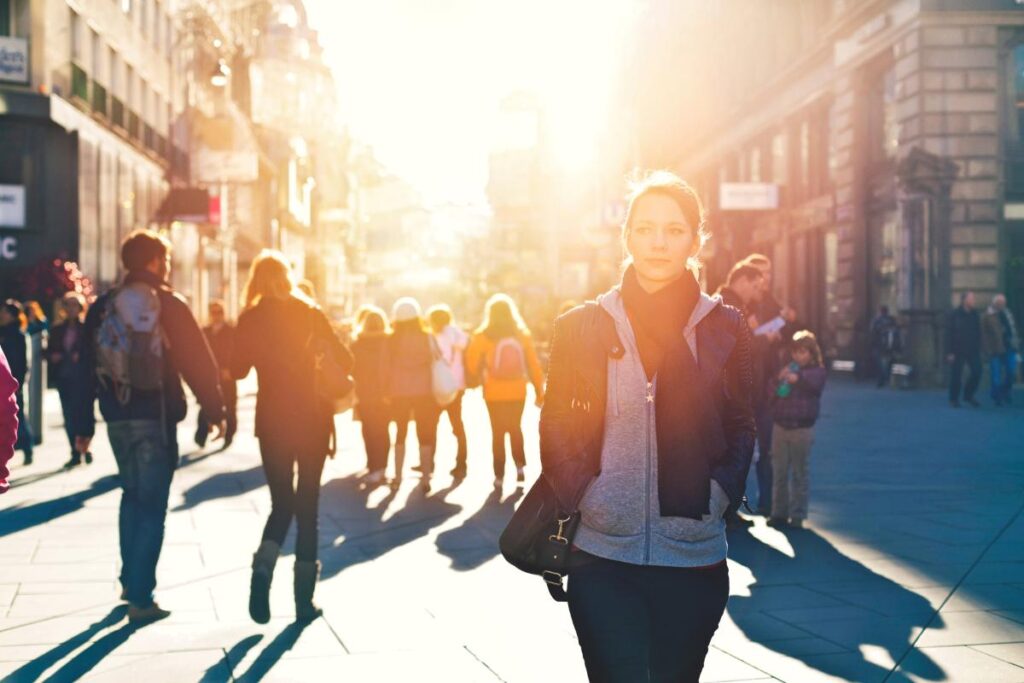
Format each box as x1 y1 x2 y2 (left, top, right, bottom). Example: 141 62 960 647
0 379 1023 682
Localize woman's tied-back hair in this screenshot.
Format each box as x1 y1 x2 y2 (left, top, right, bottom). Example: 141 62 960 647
356 305 390 338
243 250 306 309
476 293 529 339
622 170 710 275
791 330 824 368
426 304 454 332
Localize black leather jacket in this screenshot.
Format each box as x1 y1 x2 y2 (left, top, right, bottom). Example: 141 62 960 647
539 300 757 516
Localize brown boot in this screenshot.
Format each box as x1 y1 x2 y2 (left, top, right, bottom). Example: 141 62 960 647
294 560 323 622
249 540 280 624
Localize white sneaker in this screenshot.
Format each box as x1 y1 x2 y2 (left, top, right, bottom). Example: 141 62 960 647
365 470 385 486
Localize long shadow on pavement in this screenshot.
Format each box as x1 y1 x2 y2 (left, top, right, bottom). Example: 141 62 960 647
198 634 263 683
727 527 945 682
0 605 141 683
435 487 523 571
316 475 463 580
0 475 120 540
173 465 266 511
231 622 311 683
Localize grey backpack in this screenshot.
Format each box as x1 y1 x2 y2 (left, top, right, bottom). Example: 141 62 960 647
95 282 166 405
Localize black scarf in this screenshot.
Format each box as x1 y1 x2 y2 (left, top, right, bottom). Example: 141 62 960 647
621 265 711 519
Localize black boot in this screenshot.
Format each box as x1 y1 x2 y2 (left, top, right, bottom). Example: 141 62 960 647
249 540 280 624
294 560 323 622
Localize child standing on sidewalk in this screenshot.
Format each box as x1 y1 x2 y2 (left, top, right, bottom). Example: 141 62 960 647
768 330 826 529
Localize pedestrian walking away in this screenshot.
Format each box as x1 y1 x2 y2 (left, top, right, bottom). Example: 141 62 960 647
0 347 18 493
466 293 545 489
869 305 902 388
539 171 756 682
74 230 227 625
0 300 34 466
427 304 469 479
982 293 1020 406
768 330 826 529
387 297 441 490
46 292 96 468
351 305 392 487
196 300 239 448
232 249 353 624
947 291 982 408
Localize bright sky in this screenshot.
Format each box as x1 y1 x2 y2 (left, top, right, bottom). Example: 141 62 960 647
304 0 636 206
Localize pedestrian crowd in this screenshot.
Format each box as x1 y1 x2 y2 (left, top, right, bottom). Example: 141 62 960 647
0 169 1017 682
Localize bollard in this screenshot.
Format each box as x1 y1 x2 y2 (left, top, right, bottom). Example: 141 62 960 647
29 330 45 445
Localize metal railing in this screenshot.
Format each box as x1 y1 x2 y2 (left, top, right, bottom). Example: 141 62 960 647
91 82 107 118
71 63 89 103
111 97 125 129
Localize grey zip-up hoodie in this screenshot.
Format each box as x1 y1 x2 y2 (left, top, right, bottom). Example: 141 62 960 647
573 289 732 567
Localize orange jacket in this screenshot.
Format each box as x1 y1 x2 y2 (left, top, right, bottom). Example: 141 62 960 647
466 331 545 403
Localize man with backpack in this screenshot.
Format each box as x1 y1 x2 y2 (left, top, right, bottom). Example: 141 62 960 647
74 230 226 624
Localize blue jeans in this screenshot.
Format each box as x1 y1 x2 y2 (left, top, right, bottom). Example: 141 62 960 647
107 420 176 607
989 352 1018 403
754 405 774 512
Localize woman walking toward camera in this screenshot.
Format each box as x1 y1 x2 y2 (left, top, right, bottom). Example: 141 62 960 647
351 306 391 486
466 294 545 488
767 330 826 530
232 250 353 624
540 171 756 682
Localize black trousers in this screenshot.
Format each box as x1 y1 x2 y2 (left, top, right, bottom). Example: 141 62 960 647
258 438 326 562
949 353 982 402
392 395 440 448
359 399 391 473
485 400 525 478
440 391 468 471
568 556 729 683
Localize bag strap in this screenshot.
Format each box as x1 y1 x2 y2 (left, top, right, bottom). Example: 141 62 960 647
543 572 568 602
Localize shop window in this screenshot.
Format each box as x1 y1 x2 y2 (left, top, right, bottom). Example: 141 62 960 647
0 1 10 35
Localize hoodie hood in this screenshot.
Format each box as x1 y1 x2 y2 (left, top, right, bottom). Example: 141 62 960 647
598 286 721 361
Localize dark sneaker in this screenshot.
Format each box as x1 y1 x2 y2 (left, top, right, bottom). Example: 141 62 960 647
726 513 754 529
22 453 32 466
411 464 424 473
128 602 171 624
789 519 805 528
84 451 93 464
766 517 788 528
63 454 82 469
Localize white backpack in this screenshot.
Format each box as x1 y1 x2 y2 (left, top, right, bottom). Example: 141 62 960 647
430 336 460 406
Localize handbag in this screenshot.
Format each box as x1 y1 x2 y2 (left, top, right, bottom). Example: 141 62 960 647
498 474 581 602
306 309 355 415
429 336 460 406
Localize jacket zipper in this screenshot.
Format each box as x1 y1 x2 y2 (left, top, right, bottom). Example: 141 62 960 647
644 377 653 564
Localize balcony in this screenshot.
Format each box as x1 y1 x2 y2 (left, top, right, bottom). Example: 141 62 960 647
111 98 125 130
70 63 89 104
143 124 155 153
91 82 108 118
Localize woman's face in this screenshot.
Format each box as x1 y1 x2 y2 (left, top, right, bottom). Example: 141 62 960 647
626 193 697 291
65 301 82 319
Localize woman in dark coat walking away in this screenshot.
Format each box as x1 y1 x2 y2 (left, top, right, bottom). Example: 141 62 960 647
351 306 391 487
0 300 33 466
47 292 94 468
387 297 440 491
232 250 353 624
540 171 756 682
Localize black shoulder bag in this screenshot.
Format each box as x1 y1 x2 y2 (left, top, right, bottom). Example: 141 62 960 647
306 307 355 456
499 303 609 602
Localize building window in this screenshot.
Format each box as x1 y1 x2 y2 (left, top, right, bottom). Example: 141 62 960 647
71 11 83 63
750 147 762 183
1 1 10 35
772 133 788 185
1008 42 1024 147
869 63 899 163
799 120 810 194
121 0 131 14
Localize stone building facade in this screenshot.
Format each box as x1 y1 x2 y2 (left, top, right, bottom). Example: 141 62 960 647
662 0 1024 385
